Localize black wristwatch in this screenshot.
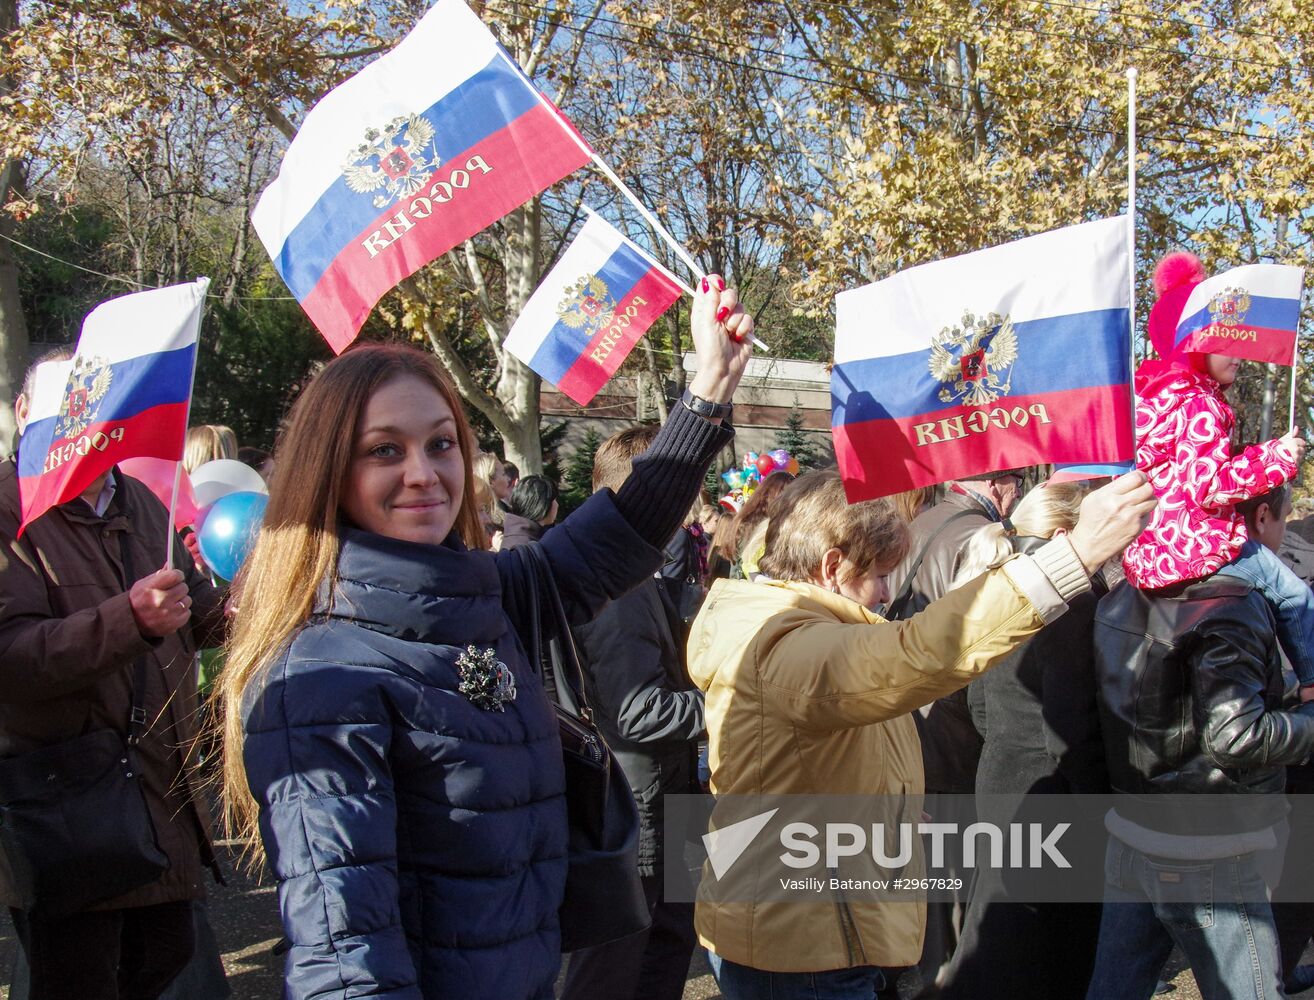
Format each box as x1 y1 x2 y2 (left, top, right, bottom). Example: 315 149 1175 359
681 389 733 421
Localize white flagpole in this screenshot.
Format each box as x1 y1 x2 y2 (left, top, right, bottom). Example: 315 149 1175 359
1127 68 1139 442
164 278 210 569
1126 68 1138 375
1290 335 1300 433
499 50 769 351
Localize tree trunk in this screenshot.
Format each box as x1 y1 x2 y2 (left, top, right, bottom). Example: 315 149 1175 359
0 0 28 450
493 200 544 473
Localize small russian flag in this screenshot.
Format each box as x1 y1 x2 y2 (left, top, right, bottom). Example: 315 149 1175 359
1048 461 1134 484
1174 263 1304 366
18 280 208 534
503 212 684 405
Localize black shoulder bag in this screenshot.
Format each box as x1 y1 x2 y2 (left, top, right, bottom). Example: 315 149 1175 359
0 531 168 916
885 509 984 621
517 544 650 952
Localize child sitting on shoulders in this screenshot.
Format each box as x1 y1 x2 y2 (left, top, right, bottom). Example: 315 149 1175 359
1123 251 1312 689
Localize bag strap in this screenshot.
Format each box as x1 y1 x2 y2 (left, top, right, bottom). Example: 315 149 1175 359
885 508 985 620
518 544 594 722
115 528 151 747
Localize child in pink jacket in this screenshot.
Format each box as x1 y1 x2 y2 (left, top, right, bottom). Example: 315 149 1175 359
1123 252 1311 683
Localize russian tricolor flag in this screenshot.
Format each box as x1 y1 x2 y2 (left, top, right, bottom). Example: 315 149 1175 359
17 280 208 533
503 212 683 405
252 0 592 353
1174 263 1304 366
1049 461 1135 485
832 218 1133 501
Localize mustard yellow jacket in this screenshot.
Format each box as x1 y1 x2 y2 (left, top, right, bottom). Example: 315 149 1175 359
687 546 1085 973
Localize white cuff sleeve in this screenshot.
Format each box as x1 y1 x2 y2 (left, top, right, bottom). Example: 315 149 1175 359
1001 536 1090 624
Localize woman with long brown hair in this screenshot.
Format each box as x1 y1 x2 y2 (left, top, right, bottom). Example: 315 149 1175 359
221 280 753 1000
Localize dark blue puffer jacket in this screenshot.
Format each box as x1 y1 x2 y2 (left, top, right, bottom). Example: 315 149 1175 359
241 491 663 1000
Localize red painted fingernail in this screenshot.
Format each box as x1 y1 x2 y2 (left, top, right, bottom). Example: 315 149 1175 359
716 306 731 323
715 276 726 291
701 277 710 293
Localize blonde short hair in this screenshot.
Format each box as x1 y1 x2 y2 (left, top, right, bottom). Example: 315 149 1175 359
759 469 909 584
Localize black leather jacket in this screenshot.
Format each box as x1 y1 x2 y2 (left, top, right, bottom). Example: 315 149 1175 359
1094 575 1314 823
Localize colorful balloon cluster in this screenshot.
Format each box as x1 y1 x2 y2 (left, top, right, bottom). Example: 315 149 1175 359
719 450 799 510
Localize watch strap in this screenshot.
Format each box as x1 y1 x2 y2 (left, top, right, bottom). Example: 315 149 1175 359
681 389 733 420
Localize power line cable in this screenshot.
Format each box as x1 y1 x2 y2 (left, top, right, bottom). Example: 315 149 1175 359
0 231 298 302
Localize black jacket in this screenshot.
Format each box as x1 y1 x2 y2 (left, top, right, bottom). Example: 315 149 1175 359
1093 575 1314 831
968 539 1110 796
572 576 704 875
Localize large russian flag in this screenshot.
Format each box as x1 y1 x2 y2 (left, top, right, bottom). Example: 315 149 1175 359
833 218 1132 501
503 212 683 404
17 280 208 533
1174 263 1304 365
252 0 592 354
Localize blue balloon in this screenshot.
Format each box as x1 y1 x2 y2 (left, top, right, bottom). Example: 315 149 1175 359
196 491 268 581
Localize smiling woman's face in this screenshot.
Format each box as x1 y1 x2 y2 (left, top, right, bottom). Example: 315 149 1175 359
340 374 465 546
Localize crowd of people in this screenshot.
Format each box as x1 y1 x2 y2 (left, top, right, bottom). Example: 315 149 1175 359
0 258 1311 1000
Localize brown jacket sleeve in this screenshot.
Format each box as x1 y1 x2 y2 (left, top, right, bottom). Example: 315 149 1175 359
0 526 158 703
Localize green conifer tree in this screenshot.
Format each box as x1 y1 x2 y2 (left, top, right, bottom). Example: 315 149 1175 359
557 427 604 516
773 397 826 470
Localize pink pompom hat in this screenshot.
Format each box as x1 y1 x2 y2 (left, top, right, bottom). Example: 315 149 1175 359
1146 251 1208 369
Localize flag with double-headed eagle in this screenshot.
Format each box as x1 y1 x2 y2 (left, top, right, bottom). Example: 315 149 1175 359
832 218 1132 501
17 279 208 535
502 211 684 405
1173 263 1304 365
251 0 593 354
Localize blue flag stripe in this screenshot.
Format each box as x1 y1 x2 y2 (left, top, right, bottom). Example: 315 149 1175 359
832 308 1128 424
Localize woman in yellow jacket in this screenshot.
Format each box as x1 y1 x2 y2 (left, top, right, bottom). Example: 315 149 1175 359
687 469 1155 999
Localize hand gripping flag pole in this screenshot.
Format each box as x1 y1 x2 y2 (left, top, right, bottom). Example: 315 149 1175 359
499 49 770 353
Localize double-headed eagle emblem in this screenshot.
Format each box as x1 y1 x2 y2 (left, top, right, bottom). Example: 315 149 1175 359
928 311 1018 407
342 114 440 209
52 354 112 441
557 275 615 331
1208 286 1252 327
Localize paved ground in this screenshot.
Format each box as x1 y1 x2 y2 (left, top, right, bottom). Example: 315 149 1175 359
0 845 1247 999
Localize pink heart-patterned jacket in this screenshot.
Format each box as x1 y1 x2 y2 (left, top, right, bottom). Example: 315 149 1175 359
1122 360 1299 590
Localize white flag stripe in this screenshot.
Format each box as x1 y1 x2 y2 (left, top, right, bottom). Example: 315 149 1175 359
1178 263 1305 318
24 361 75 425
251 0 499 254
835 217 1127 365
72 279 210 366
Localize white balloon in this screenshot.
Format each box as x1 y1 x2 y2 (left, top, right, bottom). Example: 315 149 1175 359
190 459 269 507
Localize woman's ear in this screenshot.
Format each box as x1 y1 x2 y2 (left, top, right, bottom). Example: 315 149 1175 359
817 547 844 591
1052 527 1068 538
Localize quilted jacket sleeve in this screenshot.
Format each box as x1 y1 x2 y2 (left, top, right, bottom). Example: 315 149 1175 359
1175 396 1298 509
243 654 421 1000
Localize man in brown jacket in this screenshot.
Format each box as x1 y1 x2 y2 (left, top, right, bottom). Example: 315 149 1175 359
0 358 226 1000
